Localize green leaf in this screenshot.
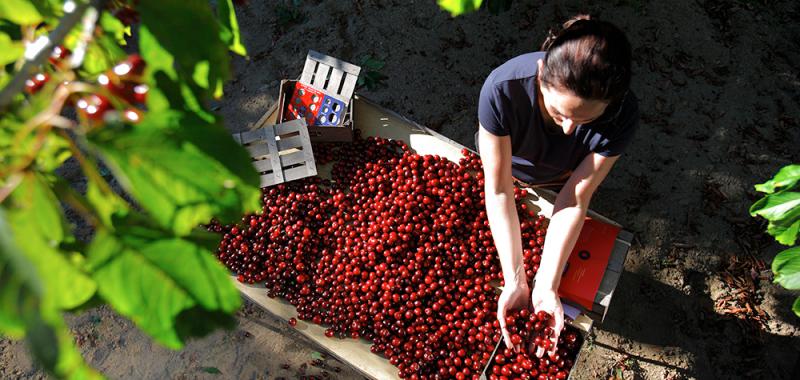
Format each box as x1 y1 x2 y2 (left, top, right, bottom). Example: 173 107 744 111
750 191 800 223
87 219 241 349
768 219 800 246
215 0 247 56
0 210 102 379
88 111 260 235
772 246 800 290
751 190 800 245
793 297 800 318
6 173 97 310
0 209 43 338
99 12 129 46
438 0 484 16
486 0 513 14
139 25 216 122
755 165 800 194
26 313 103 379
80 33 128 76
0 0 42 25
35 132 72 173
0 32 23 66
359 55 385 71
138 0 230 98
201 367 222 374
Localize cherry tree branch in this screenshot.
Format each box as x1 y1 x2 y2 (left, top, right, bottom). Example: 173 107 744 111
0 0 100 109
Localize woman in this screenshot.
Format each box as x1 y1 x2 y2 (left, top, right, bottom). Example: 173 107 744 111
477 15 639 357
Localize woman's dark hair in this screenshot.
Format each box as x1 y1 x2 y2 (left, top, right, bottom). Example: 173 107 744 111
539 15 632 102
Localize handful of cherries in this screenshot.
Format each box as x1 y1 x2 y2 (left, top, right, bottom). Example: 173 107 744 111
486 309 582 380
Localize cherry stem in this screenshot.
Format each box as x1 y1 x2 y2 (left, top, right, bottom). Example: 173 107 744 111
57 128 117 200
0 173 24 204
51 174 103 228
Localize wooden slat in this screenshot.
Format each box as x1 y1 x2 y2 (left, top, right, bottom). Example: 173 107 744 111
261 124 283 184
279 150 307 167
283 164 315 182
239 128 269 145
274 118 305 135
608 240 629 272
277 135 304 150
312 64 331 89
300 59 317 84
253 158 276 173
308 50 361 75
339 75 359 101
259 173 278 187
246 143 269 158
327 69 343 94
251 101 279 130
295 120 318 177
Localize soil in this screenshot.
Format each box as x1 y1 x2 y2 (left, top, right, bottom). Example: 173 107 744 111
2 0 800 379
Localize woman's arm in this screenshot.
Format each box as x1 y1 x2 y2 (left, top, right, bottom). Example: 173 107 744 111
478 125 530 352
531 152 619 356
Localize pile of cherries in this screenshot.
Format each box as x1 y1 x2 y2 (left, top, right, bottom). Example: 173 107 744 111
210 133 579 379
487 309 582 380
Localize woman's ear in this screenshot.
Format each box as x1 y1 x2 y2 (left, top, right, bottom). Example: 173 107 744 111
537 59 544 73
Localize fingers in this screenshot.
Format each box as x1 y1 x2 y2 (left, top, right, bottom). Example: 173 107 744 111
501 325 516 353
535 345 545 358
548 308 565 356
497 302 516 352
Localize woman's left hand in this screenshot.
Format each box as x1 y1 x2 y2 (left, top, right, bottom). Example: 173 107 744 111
529 285 564 358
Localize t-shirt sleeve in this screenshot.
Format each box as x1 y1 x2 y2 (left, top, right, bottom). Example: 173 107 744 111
478 76 510 136
593 94 640 157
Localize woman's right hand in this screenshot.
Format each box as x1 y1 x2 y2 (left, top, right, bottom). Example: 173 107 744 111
496 281 530 352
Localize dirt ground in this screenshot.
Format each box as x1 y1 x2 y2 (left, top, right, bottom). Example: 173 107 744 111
3 0 800 379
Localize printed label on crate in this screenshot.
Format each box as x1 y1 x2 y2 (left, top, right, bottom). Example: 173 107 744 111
315 95 346 127
285 82 324 125
558 218 621 310
284 82 347 127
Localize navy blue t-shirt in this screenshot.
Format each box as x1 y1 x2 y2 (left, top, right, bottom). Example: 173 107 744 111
478 52 639 184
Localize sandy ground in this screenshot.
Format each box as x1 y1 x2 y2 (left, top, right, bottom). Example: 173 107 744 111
3 0 800 379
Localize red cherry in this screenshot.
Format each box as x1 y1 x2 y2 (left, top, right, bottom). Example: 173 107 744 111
113 54 145 77
76 94 111 121
132 84 148 104
122 108 143 124
288 317 297 327
24 73 49 94
48 45 71 66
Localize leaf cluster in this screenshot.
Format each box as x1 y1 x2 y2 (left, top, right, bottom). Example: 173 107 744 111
1 0 258 378
356 55 387 91
438 0 512 16
750 164 800 317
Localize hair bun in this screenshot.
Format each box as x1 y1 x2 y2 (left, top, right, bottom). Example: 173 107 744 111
541 14 593 51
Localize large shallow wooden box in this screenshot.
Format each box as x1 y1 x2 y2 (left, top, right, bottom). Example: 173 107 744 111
235 94 632 379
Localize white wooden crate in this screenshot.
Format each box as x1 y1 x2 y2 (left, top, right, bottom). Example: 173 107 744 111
232 119 317 187
300 50 361 104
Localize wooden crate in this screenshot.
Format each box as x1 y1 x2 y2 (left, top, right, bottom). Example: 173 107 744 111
277 79 355 142
271 50 361 142
300 50 360 103
234 94 632 379
232 119 317 187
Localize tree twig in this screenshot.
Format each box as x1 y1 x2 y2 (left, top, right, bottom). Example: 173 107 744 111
69 3 101 69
